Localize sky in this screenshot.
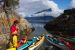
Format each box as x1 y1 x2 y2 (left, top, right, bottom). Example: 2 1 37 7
53 0 71 9
17 0 75 17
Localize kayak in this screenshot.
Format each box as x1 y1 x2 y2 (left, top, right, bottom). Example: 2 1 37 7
66 37 75 42
46 34 68 50
17 37 37 50
60 37 75 50
6 48 16 50
28 35 45 50
6 37 37 50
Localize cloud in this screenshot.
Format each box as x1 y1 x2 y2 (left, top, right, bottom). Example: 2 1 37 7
17 0 49 17
42 0 58 11
22 0 40 2
18 12 26 17
70 0 75 8
42 0 63 17
49 10 63 17
17 0 63 17
19 0 40 4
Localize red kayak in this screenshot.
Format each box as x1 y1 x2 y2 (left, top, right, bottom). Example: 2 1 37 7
59 37 74 50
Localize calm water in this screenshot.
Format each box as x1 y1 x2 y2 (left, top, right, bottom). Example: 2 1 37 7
30 23 61 50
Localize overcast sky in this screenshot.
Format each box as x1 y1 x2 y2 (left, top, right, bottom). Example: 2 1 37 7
17 0 75 17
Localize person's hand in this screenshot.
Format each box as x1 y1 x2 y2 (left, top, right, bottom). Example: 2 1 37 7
12 31 17 35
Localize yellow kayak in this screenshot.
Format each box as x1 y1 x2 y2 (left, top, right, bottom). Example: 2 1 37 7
28 34 45 50
6 48 16 50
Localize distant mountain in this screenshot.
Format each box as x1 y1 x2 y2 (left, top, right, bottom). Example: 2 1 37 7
25 16 54 24
44 8 75 36
25 8 54 24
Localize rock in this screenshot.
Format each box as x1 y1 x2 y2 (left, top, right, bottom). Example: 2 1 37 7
0 34 10 44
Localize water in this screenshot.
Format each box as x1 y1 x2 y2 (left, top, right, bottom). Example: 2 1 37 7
30 23 62 50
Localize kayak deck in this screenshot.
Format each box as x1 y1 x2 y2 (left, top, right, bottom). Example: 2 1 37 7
17 37 37 50
46 35 68 50
28 35 45 50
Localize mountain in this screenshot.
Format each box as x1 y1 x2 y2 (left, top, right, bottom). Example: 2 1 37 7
25 8 54 24
25 16 54 24
44 8 75 36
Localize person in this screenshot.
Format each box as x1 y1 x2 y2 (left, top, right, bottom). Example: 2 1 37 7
16 34 28 47
10 20 19 48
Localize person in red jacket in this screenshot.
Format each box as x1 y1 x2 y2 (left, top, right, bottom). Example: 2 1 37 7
10 20 19 35
10 20 19 47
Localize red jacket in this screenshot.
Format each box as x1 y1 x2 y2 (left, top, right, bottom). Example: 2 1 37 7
10 24 17 33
